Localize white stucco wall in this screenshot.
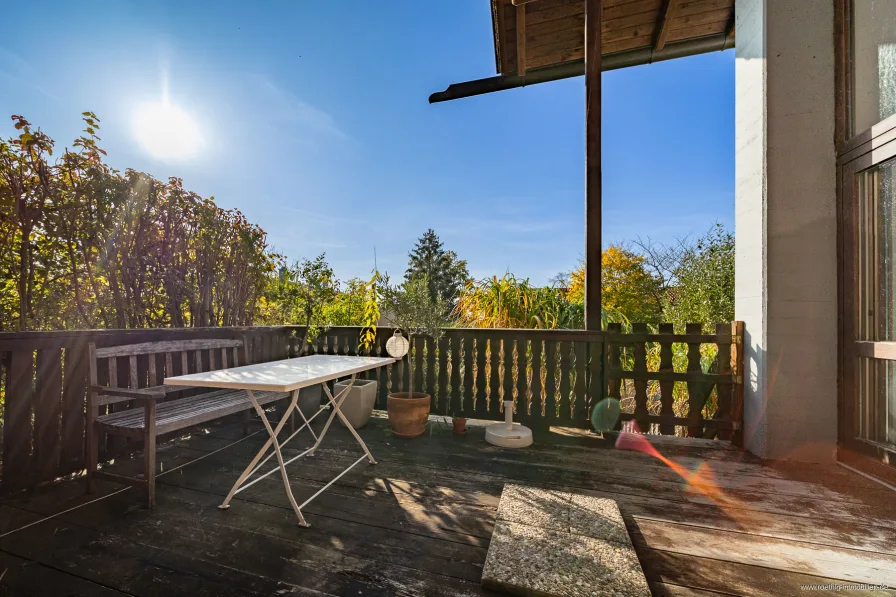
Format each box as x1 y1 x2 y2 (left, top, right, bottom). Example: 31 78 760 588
735 0 838 462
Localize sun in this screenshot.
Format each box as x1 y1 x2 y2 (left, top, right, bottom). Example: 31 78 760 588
133 100 203 160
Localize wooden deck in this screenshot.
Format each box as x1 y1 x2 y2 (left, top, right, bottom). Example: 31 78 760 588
1 413 894 597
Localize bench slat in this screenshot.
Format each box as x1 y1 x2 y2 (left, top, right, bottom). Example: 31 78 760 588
148 355 158 386
95 339 244 359
96 389 235 426
96 389 290 435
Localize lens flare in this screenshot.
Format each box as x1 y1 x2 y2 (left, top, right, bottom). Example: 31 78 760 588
615 427 746 521
591 398 621 432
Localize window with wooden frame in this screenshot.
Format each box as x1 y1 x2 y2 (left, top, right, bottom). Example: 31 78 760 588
837 0 896 479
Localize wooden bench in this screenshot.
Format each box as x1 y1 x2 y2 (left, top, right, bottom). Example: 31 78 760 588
86 338 290 507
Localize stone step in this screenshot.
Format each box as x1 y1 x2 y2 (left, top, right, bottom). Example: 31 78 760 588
482 484 650 597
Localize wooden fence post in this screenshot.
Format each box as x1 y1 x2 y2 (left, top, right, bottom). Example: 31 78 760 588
657 324 675 435
685 323 704 437
632 323 649 433
732 321 745 447
606 323 622 432
714 322 734 441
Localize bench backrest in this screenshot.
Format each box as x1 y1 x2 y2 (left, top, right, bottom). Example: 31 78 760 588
88 338 249 408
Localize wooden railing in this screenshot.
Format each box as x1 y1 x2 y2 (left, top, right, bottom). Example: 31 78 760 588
0 327 290 492
0 323 743 491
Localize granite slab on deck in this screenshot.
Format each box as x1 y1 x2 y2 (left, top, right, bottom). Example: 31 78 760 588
482 484 650 597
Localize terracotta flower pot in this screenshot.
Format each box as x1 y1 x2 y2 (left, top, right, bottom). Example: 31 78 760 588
387 392 431 438
453 417 468 435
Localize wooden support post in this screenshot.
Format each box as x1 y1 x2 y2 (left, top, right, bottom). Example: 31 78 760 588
585 0 602 331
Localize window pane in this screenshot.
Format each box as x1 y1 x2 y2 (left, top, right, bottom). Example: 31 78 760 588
857 157 896 340
857 358 896 446
852 0 896 135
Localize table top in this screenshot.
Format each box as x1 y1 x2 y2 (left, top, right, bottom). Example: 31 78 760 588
163 354 396 393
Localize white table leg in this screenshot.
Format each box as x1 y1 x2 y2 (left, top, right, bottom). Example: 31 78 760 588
321 377 377 465
308 375 359 456
296 401 319 443
219 389 300 510
221 389 309 527
218 372 381 529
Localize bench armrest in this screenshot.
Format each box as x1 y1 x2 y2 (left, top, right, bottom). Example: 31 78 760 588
91 385 167 401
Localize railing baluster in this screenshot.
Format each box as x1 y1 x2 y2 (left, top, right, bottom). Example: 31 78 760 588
502 338 514 410
606 323 622 432
391 351 402 394
531 340 543 419
587 339 602 427
475 337 488 418
573 340 587 425
462 335 474 417
632 323 649 432
544 340 557 424
32 343 62 483
61 342 87 470
558 341 572 422
686 323 704 437
517 337 529 420
450 336 462 413
658 324 675 435
414 336 426 393
437 335 450 411
732 321 745 447
375 337 386 407
5 349 35 488
402 338 411 392
426 335 436 396
489 336 501 417
714 322 734 441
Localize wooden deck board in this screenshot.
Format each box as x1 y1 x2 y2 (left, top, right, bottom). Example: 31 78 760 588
2 414 895 596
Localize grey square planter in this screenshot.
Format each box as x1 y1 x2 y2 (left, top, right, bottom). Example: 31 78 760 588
334 379 378 429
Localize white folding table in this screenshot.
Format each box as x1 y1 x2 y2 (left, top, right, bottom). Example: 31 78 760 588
164 354 395 527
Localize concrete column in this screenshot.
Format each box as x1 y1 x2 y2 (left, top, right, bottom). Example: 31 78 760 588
734 0 838 462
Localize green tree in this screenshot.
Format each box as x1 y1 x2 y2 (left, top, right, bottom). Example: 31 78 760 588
663 224 734 329
563 246 662 324
380 275 451 392
322 278 369 326
0 113 277 331
405 229 469 307
453 273 627 330
268 254 338 353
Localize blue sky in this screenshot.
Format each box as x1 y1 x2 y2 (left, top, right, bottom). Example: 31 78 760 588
0 1 734 285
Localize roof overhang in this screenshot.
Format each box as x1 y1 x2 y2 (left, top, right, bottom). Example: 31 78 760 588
431 0 735 103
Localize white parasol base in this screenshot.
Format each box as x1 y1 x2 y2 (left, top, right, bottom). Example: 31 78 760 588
485 400 533 448
485 422 533 448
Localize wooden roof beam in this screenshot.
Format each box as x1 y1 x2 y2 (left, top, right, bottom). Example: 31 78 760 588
724 10 736 45
515 3 527 76
654 0 681 52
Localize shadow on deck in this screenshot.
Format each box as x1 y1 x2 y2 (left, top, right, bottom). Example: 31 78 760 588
1 413 894 596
